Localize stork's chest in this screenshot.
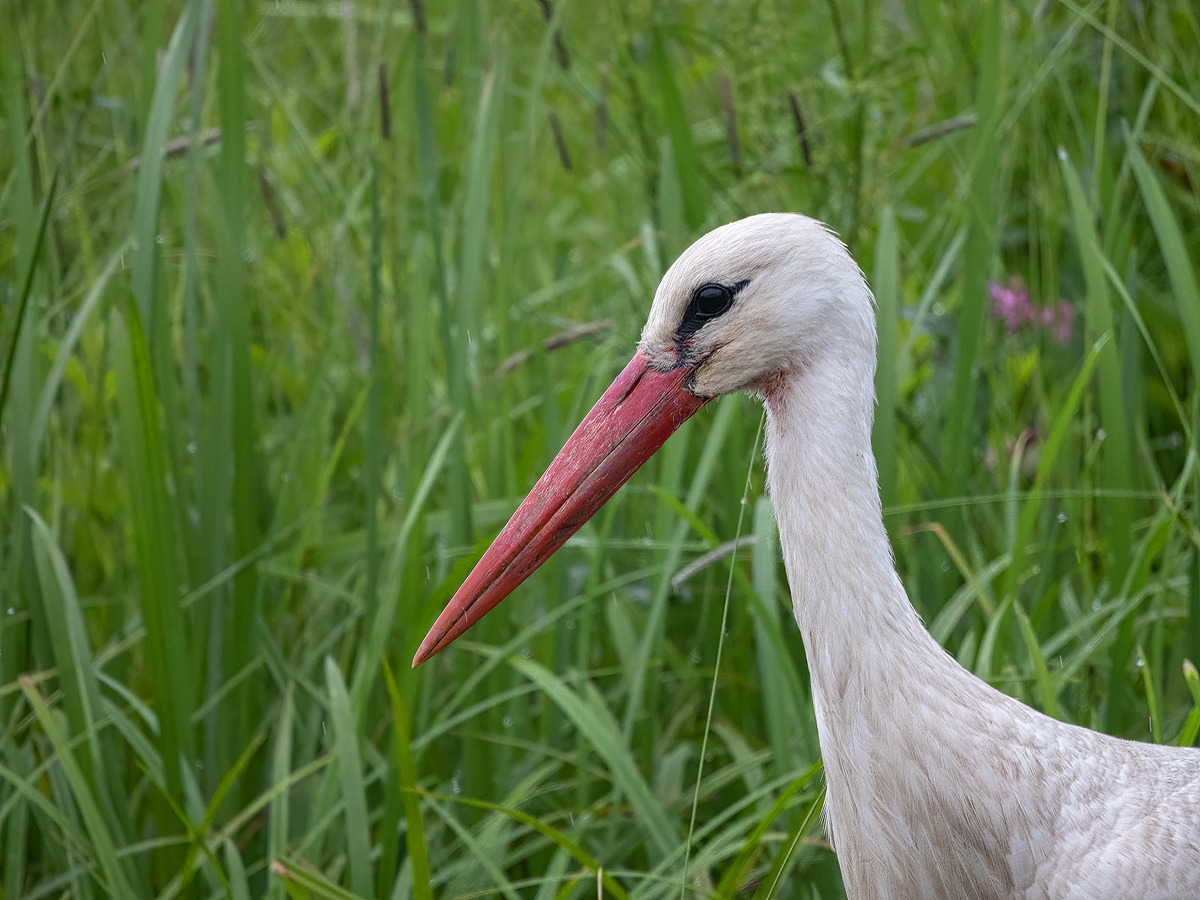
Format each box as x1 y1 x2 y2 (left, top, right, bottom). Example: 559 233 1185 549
811 667 1200 900
810 662 1061 900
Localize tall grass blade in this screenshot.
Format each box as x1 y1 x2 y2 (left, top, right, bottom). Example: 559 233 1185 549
26 510 120 820
130 4 195 354
430 798 523 900
1060 153 1135 571
1125 129 1200 667
750 496 808 770
0 165 57 724
1136 643 1162 743
355 415 461 711
683 423 760 896
364 159 384 735
110 304 194 799
1176 661 1200 748
30 238 130 457
18 677 136 897
213 0 263 789
3 755 31 900
225 839 252 900
1003 336 1108 603
324 658 372 897
268 683 295 900
650 29 707 230
383 662 433 900
945 1 1000 490
444 49 507 548
272 859 373 900
751 784 825 900
1060 153 1137 730
0 170 57 424
714 762 819 899
1015 603 1064 720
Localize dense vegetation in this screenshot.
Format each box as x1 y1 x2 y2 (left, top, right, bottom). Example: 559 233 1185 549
2 0 1199 897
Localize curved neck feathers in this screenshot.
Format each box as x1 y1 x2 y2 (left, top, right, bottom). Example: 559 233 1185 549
761 335 963 882
763 339 934 674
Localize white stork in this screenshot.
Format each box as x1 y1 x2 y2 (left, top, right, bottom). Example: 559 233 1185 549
414 214 1200 899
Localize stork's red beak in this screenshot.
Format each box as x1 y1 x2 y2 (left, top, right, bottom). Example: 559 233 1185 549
413 350 708 666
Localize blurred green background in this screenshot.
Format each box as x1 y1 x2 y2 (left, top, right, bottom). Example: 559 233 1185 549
2 0 1199 897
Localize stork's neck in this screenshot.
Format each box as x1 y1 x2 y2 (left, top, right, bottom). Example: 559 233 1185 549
763 342 934 673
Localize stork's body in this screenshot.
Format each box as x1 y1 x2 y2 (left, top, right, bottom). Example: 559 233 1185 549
766 325 1200 898
416 215 1200 898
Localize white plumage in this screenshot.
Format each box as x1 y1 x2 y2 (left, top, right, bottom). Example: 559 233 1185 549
417 214 1200 899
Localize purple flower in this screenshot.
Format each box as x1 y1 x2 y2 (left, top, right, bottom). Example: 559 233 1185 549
989 280 1033 333
989 278 1074 345
1051 300 1073 345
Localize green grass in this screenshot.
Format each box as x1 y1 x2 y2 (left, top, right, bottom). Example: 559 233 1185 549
2 0 1199 897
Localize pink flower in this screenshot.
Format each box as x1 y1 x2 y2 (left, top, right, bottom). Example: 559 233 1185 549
989 280 1033 333
1034 300 1074 344
989 278 1074 345
1051 300 1073 345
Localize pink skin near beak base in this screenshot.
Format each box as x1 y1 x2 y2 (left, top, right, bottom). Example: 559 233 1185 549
412 350 708 666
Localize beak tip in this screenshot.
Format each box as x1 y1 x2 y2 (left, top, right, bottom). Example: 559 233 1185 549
412 635 436 668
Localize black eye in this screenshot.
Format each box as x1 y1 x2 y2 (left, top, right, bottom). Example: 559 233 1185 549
677 280 746 341
693 283 734 318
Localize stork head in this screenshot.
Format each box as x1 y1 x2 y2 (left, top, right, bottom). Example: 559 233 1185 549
413 213 871 665
640 213 874 399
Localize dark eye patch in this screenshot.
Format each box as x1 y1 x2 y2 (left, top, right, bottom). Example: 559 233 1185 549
677 279 749 340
